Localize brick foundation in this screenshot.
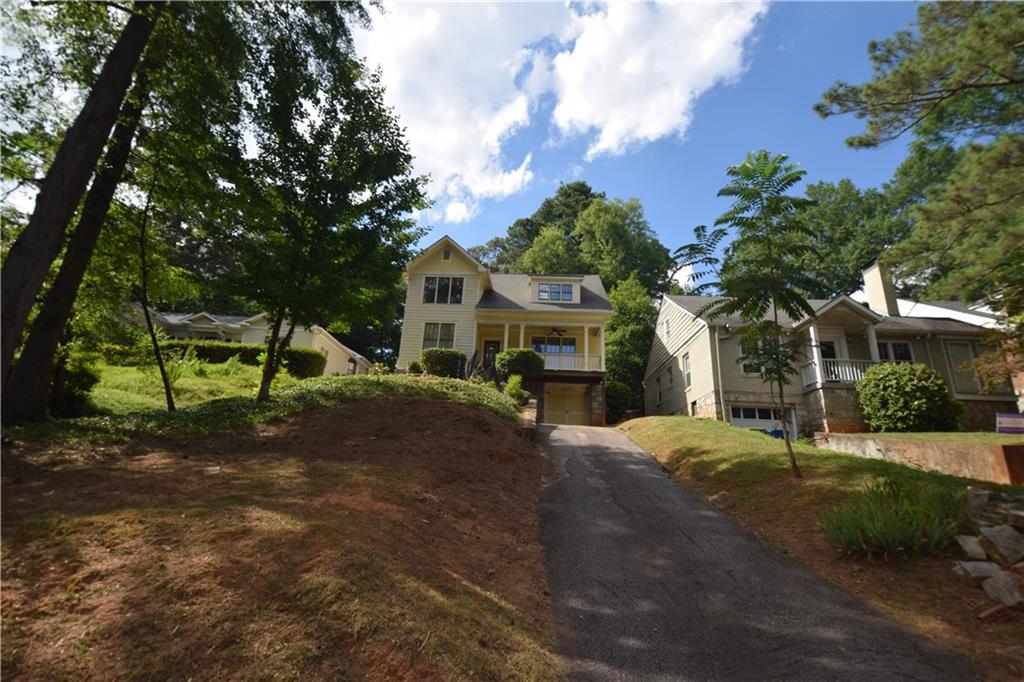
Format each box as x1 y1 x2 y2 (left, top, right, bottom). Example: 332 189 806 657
589 382 606 426
959 399 1020 431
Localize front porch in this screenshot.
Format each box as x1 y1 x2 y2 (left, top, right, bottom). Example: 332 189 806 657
474 321 605 374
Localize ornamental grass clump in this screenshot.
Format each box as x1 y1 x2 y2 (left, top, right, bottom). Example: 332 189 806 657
820 478 966 560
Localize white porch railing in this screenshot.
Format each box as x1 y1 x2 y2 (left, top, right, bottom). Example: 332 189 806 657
802 358 877 388
540 353 604 371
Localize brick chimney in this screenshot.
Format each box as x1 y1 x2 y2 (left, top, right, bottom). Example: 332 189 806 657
861 260 899 317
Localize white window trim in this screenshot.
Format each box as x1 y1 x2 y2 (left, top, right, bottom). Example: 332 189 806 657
422 321 457 350
537 281 576 303
877 339 915 363
422 275 465 305
682 353 691 391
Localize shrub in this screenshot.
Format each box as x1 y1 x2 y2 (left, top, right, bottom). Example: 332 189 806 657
494 348 544 380
163 340 264 365
604 379 632 424
368 362 391 376
51 353 101 417
820 478 966 559
856 362 961 432
407 360 423 375
503 374 530 406
420 348 466 378
282 347 327 378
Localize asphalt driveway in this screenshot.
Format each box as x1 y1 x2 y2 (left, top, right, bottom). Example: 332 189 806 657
537 424 980 681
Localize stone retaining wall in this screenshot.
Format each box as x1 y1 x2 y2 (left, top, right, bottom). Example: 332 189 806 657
818 434 1024 485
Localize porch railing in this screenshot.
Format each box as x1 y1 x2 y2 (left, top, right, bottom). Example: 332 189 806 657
802 358 877 388
540 353 603 371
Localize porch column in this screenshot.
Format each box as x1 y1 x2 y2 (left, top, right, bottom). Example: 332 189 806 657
519 323 524 348
808 322 825 386
583 325 590 365
503 322 509 350
599 323 605 371
865 323 881 362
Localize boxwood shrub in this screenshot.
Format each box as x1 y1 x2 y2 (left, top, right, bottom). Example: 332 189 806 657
420 348 466 378
494 348 544 380
283 347 327 378
856 362 961 432
503 374 530 406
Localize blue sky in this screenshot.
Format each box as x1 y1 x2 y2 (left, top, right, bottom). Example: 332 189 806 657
355 2 919 255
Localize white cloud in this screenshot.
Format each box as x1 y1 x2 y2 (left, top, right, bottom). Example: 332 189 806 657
355 1 765 223
551 2 766 159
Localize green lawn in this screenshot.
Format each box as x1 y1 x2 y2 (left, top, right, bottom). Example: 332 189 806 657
89 361 300 414
11 373 519 445
835 431 1024 445
620 416 1021 509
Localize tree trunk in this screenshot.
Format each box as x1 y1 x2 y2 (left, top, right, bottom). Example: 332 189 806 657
136 174 174 411
771 311 802 479
257 314 288 401
2 65 152 424
0 1 163 386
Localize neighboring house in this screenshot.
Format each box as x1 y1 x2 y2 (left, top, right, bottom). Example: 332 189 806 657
643 261 1018 434
151 311 371 376
396 235 614 425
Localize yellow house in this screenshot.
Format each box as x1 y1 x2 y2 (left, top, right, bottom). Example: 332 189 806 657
644 261 1018 434
396 235 614 425
152 311 371 376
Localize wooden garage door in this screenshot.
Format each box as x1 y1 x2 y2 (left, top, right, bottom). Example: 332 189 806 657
544 384 589 425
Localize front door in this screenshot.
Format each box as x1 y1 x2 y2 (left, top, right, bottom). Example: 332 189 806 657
483 340 501 368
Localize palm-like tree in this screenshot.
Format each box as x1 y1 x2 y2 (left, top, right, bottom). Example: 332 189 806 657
677 150 820 478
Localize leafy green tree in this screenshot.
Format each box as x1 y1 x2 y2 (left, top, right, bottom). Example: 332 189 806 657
817 1 1023 387
212 25 426 400
517 225 584 275
604 273 658 412
815 3 1023 148
681 151 818 478
1 1 165 385
469 181 604 271
574 198 673 295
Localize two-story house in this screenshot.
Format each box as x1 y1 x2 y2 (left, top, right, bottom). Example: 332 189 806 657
396 236 613 425
644 261 1018 434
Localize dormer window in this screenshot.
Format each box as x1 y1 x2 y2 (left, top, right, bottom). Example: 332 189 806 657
539 282 573 302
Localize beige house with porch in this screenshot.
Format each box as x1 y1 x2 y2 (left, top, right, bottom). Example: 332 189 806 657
396 235 613 425
644 261 1018 434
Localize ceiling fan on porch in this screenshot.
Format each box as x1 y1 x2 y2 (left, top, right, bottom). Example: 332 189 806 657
548 327 567 337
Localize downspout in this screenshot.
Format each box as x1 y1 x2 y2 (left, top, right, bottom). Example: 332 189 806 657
713 325 726 421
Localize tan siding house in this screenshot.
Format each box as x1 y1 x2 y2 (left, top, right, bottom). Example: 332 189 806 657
397 236 614 425
152 311 371 376
644 262 1018 434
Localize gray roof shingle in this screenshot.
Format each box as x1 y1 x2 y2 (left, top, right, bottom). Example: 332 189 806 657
666 295 988 334
477 274 612 312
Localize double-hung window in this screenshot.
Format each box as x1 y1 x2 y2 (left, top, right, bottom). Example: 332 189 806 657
422 276 464 304
423 322 456 349
878 341 913 363
667 364 674 387
538 282 573 302
682 354 691 390
740 341 760 375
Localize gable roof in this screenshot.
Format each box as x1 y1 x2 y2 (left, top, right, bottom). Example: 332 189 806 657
405 234 488 274
665 294 989 335
478 274 612 313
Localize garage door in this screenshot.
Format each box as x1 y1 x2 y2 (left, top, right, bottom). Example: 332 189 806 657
544 384 589 425
728 405 794 432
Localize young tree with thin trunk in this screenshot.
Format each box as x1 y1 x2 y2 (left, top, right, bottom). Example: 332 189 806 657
676 151 820 478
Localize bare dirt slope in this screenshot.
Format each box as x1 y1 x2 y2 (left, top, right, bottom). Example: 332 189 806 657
2 398 556 680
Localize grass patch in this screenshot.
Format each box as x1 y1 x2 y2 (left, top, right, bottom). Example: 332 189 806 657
9 374 520 445
87 361 299 414
837 431 1024 445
